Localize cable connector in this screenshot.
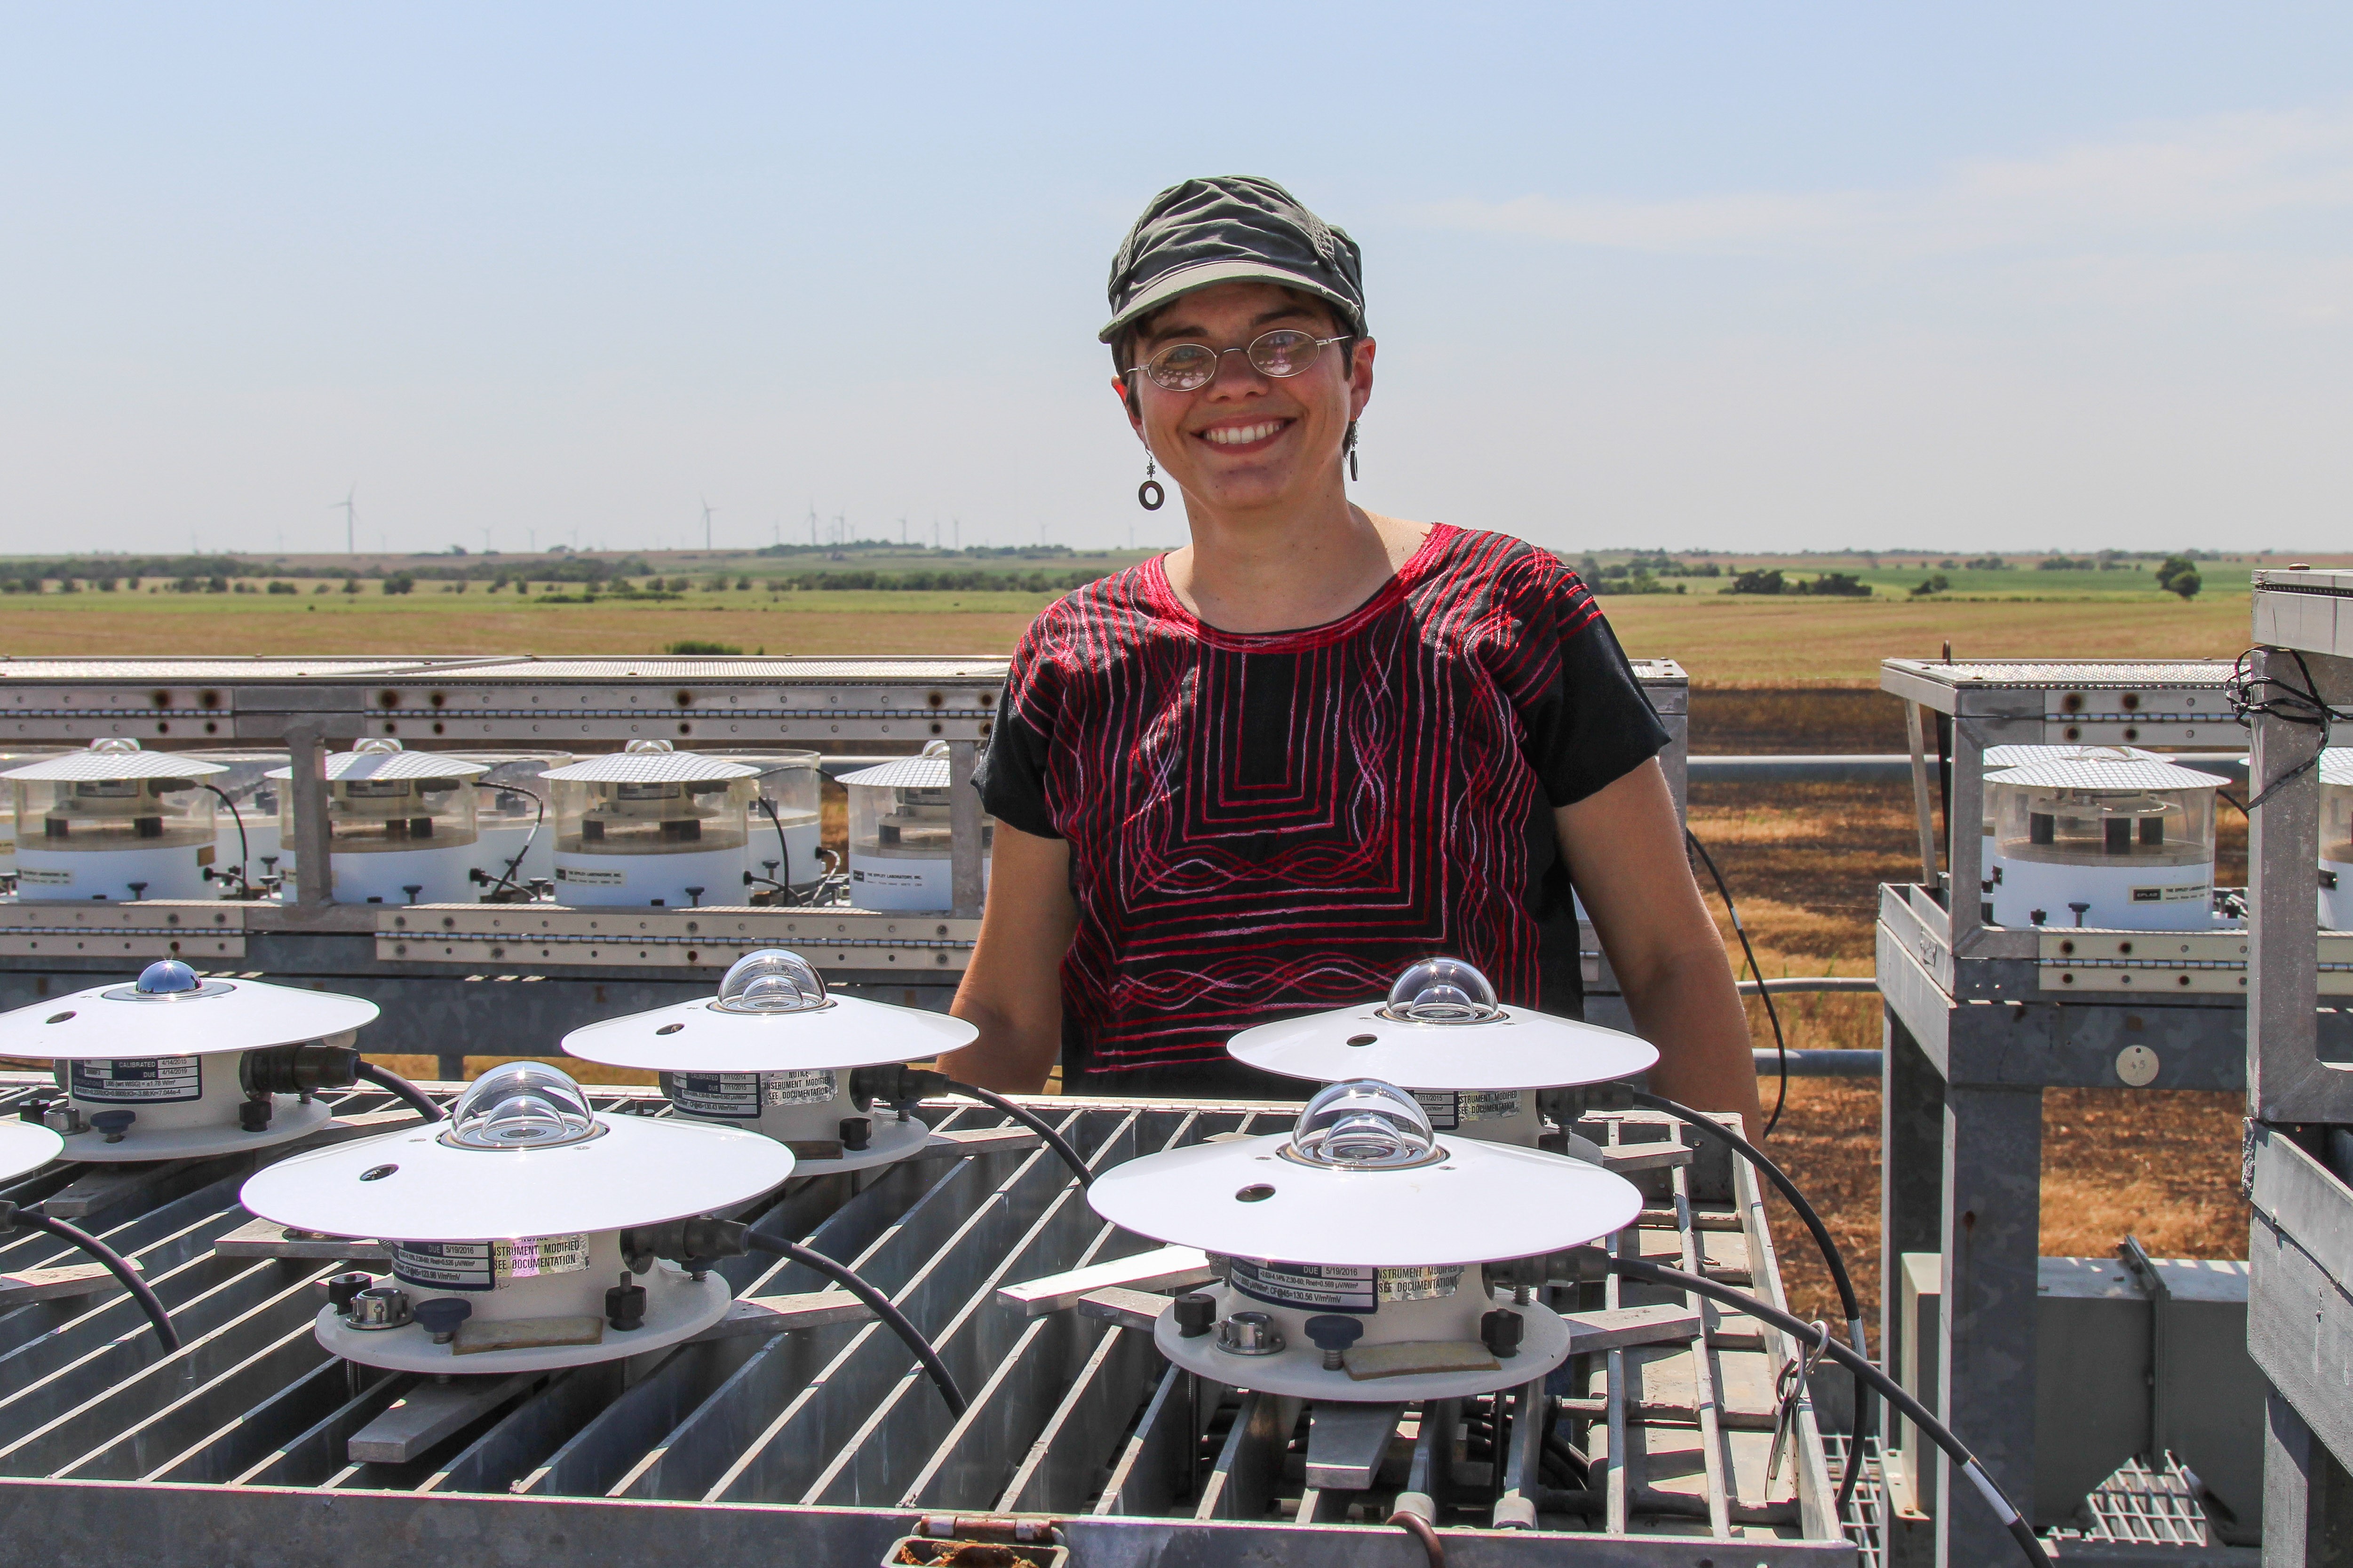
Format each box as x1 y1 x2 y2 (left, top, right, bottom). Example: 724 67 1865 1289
1536 1082 1635 1126
850 1063 948 1114
619 1215 749 1276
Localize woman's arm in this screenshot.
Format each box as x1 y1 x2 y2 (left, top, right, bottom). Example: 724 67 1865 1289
1556 758 1764 1133
939 822 1080 1093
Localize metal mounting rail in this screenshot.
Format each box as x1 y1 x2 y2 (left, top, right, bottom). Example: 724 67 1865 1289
0 1076 1847 1567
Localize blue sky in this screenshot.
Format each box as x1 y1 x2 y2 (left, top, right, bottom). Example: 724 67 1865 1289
4 4 2347 558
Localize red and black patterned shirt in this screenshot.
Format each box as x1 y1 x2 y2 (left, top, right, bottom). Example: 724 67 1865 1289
975 523 1667 1096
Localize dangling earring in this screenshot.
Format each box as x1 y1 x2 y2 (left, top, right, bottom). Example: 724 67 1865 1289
1345 420 1360 482
1137 452 1165 511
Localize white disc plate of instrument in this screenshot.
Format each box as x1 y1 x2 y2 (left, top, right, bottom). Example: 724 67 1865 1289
313 1269 728 1374
1227 1005 1657 1091
61 1098 333 1164
563 994 975 1073
0 1119 64 1181
1153 1297 1573 1402
0 979 379 1061
1088 1134 1640 1267
242 1114 795 1242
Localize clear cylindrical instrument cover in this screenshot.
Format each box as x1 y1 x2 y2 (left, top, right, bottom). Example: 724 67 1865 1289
552 776 753 856
705 749 825 887
1992 782 2215 868
20 773 216 851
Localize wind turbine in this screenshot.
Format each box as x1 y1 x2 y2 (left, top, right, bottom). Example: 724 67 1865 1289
700 497 716 552
331 488 357 554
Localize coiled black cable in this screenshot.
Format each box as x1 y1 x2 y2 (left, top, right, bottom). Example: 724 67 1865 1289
743 1232 965 1416
1602 1255 2048 1567
938 1079 1092 1189
1684 827 1791 1135
1630 1087 1868 1516
355 1061 444 1122
2 1205 179 1351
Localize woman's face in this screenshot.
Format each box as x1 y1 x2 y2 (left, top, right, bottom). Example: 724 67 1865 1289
1113 280 1374 518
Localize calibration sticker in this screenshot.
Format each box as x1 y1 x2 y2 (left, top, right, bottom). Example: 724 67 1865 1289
2130 884 2210 903
555 867 626 887
71 1056 201 1104
1411 1089 1523 1130
1226 1259 1464 1313
390 1235 593 1293
660 1069 836 1118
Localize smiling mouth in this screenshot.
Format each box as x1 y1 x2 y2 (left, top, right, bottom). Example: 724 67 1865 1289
1196 419 1291 450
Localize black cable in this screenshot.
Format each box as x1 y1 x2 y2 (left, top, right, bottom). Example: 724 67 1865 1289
199 784 251 894
483 784 545 900
2228 646 2350 809
744 1232 965 1416
14 1209 180 1351
1631 1087 1868 1517
1606 1256 2049 1567
1684 827 1790 1136
754 795 795 903
355 1061 445 1122
938 1079 1093 1189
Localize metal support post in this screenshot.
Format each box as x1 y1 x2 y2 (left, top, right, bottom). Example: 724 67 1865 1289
2248 647 2345 1123
1936 1084 2042 1566
284 721 334 912
1944 721 1984 955
1881 1009 1946 1567
2264 1389 2353 1565
947 738 985 921
1905 700 1938 888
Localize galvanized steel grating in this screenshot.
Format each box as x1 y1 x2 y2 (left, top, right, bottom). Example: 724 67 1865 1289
0 1077 1850 1565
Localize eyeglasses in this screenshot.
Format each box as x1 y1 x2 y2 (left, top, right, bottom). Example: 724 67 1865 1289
1131 329 1350 393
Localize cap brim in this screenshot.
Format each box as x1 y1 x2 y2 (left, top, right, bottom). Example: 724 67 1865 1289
1099 259 1361 343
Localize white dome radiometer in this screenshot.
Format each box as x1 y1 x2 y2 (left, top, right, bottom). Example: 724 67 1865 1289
242 1061 795 1375
0 961 382 1162
1227 957 1659 1111
1089 1078 1641 1403
562 950 977 1174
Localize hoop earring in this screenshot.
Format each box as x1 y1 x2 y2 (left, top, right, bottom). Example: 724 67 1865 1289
1137 453 1165 511
1345 421 1360 482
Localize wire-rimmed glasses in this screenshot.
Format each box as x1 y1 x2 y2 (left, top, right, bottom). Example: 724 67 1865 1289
1132 330 1349 393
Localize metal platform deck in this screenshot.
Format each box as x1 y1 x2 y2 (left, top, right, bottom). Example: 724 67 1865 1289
0 1075 1848 1566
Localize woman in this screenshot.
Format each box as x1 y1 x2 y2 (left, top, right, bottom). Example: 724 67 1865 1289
942 176 1760 1127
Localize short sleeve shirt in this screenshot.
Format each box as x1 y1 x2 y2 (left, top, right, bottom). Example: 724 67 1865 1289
975 523 1669 1097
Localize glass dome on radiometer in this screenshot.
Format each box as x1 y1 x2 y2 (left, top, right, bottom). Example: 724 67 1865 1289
1285 1079 1441 1168
441 1061 600 1150
710 949 830 1014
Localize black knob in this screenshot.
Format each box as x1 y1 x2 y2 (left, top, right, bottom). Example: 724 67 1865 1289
1303 1313 1364 1370
1173 1292 1217 1338
839 1117 871 1152
1481 1308 1524 1359
326 1271 374 1313
238 1099 274 1132
413 1297 472 1345
606 1275 648 1331
89 1110 135 1143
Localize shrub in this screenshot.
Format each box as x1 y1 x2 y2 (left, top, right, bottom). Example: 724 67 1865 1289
266 580 297 594
735 576 752 591
2036 555 2091 571
1729 569 1785 595
380 574 413 595
341 578 360 594
2155 556 2202 600
665 576 691 593
206 575 229 593
96 578 117 592
1796 572 1871 597
1911 573 1951 597
703 574 731 592
1963 555 2006 571
664 639 743 656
